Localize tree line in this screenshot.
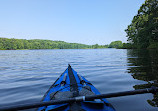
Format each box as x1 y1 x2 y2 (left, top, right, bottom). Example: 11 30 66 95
0 38 112 50
124 0 158 49
0 38 124 50
0 38 91 50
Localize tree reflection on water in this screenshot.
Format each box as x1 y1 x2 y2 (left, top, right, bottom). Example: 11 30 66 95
127 49 158 107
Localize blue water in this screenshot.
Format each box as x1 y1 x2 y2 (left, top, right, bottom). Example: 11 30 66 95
0 49 157 111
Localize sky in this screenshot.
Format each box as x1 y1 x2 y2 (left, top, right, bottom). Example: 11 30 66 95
0 0 145 45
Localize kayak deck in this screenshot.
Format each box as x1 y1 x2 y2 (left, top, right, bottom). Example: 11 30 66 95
38 65 115 111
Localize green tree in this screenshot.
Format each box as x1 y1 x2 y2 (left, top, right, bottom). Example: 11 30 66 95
125 0 158 49
108 41 123 48
0 43 4 49
92 44 99 49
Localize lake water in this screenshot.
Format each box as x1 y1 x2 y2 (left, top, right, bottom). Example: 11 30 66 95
0 49 158 111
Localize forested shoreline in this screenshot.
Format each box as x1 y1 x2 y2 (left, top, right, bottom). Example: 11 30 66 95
0 38 109 50
123 0 158 49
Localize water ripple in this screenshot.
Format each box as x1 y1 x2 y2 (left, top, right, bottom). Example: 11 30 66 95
0 49 157 111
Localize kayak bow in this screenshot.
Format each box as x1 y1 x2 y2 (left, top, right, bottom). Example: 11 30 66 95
38 65 115 111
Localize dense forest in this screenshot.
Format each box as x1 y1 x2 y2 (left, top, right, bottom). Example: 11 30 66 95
0 38 110 50
124 0 158 49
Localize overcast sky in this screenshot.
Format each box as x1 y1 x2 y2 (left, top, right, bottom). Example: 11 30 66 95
0 0 145 45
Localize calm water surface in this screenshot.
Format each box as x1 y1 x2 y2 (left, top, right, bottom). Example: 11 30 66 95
0 49 158 111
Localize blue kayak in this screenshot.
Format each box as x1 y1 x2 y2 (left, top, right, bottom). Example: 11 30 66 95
38 65 115 111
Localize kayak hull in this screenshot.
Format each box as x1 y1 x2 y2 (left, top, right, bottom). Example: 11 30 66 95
38 65 115 111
